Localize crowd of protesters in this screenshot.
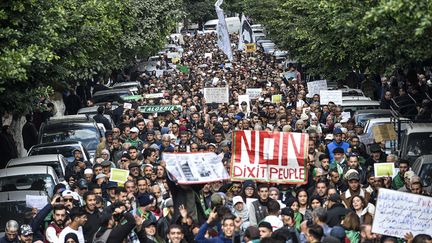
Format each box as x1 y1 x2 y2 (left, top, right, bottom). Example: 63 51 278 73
2 32 432 243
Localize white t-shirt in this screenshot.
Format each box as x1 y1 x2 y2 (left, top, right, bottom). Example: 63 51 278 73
263 215 284 230
58 226 85 243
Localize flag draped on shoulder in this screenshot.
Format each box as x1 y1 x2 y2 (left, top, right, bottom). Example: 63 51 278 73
238 14 254 51
214 0 233 61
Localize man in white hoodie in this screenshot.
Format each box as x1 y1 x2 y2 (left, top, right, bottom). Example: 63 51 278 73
231 196 249 231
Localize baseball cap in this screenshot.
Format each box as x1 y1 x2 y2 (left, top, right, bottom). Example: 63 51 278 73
232 196 244 206
19 224 33 236
130 127 139 133
328 193 341 203
77 178 88 189
107 181 118 189
128 163 140 170
333 128 343 134
101 160 112 167
137 193 155 207
345 170 360 181
370 144 381 153
84 168 93 175
95 173 107 180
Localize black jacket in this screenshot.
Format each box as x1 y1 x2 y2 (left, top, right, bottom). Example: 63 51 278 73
93 114 112 131
326 203 352 227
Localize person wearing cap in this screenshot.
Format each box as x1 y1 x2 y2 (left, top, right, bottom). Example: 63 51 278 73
136 193 157 223
106 182 118 205
258 221 273 239
326 193 350 227
329 147 347 175
18 224 33 243
341 171 371 207
136 219 164 243
76 179 89 206
410 176 426 195
231 196 249 231
83 168 94 184
143 129 158 148
365 143 386 168
344 154 367 185
125 127 144 151
326 128 350 161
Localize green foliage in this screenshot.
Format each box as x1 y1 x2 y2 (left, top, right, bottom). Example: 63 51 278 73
0 0 182 115
242 0 432 80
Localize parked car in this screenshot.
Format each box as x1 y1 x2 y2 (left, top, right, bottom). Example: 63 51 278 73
28 141 91 163
341 100 380 114
77 107 115 129
412 155 432 187
399 123 432 164
363 117 411 136
0 190 49 237
0 166 59 197
6 154 67 180
111 81 142 90
38 115 103 157
353 109 394 125
92 88 136 104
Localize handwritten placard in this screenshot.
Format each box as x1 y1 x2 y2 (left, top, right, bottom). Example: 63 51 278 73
320 90 342 105
26 195 48 210
372 188 432 238
204 87 229 103
307 80 327 98
246 88 262 100
372 124 397 142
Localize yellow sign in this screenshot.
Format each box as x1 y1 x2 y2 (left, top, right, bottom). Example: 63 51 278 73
109 168 129 184
271 94 282 104
245 43 256 53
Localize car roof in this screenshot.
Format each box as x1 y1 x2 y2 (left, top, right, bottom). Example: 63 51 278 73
46 115 94 124
405 123 432 133
31 141 83 148
354 109 393 115
8 155 61 165
367 117 411 123
93 88 131 96
0 190 48 202
416 154 432 163
0 165 57 177
342 100 380 106
77 106 98 113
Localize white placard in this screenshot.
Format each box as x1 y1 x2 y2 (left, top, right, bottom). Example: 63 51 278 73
167 52 180 59
319 90 342 105
204 53 213 59
238 95 250 113
155 70 164 77
307 80 328 98
123 103 132 109
26 195 48 210
204 87 229 103
163 152 229 184
341 111 351 120
144 93 164 99
372 188 432 238
246 88 262 100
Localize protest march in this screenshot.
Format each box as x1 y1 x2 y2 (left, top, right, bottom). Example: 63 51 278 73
1 2 432 243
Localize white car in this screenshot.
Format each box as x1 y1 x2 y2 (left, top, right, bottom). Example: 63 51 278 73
6 154 67 181
0 165 59 197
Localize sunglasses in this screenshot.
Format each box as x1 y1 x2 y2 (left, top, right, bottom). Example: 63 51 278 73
64 198 74 202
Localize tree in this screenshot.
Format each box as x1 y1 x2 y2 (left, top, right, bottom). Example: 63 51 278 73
0 0 182 116
241 0 432 80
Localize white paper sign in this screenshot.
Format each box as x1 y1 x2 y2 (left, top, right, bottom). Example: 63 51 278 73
319 90 342 105
238 95 250 113
163 152 229 184
167 52 180 59
246 88 262 100
144 93 164 99
307 80 328 98
204 53 213 59
26 195 48 210
341 111 351 120
204 87 229 103
372 188 432 238
123 102 132 109
155 70 164 77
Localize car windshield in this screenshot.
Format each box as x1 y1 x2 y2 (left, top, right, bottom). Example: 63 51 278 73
0 201 29 233
419 163 432 187
407 133 432 157
29 145 79 162
0 174 55 197
358 113 392 124
42 128 100 151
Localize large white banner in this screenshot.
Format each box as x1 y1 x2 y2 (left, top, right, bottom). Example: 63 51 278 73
163 152 229 184
215 0 233 61
372 188 432 238
204 87 229 103
238 14 254 51
307 80 327 98
320 90 342 105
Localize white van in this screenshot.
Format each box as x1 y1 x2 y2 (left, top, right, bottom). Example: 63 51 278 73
203 17 240 34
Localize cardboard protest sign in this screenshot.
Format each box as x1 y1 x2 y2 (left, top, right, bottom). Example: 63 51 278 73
204 87 229 103
163 152 229 184
138 105 181 113
123 103 132 109
246 88 262 100
231 131 308 184
372 124 397 142
319 90 342 105
271 94 282 103
372 188 432 238
374 163 395 177
26 195 48 210
245 43 256 53
110 168 129 183
306 80 327 98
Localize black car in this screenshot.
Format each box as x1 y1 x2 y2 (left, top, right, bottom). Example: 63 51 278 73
92 88 136 104
38 115 104 157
